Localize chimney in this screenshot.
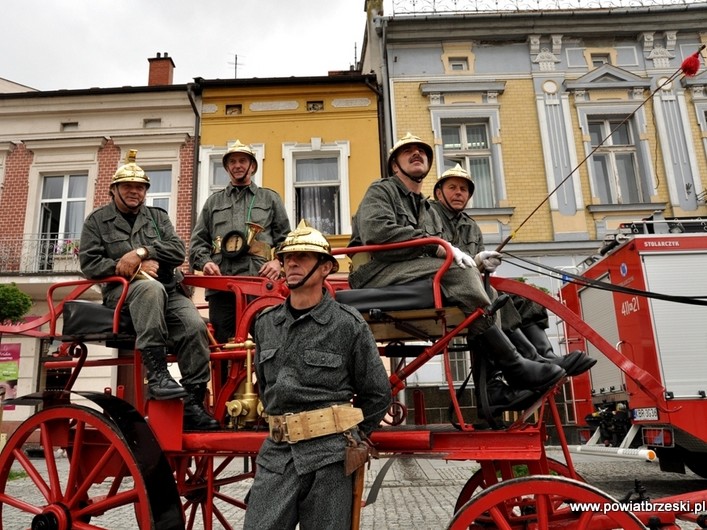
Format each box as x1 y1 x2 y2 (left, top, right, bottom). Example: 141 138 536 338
148 52 175 86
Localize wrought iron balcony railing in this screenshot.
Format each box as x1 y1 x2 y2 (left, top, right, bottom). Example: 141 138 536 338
0 234 82 275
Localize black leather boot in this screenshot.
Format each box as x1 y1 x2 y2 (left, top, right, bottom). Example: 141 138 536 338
183 384 220 431
142 347 188 400
522 324 596 377
472 356 541 420
470 326 565 391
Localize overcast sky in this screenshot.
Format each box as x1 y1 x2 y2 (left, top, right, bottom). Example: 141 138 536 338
1 1 372 91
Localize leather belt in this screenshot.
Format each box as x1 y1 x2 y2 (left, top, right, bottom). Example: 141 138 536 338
267 404 363 444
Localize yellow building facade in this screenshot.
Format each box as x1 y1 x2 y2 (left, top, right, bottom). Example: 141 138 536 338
196 75 382 251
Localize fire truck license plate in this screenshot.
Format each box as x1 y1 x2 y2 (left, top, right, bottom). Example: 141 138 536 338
633 407 659 421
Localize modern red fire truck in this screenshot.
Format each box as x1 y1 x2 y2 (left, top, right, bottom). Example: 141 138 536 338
561 215 707 478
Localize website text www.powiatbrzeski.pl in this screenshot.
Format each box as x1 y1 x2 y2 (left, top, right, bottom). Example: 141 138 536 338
568 500 706 514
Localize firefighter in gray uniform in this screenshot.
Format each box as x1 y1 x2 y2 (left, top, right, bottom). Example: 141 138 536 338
79 150 219 431
348 133 564 396
244 221 391 530
189 140 291 344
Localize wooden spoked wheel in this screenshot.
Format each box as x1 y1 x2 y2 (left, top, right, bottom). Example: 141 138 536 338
454 457 585 513
0 405 157 529
448 475 645 530
178 454 256 530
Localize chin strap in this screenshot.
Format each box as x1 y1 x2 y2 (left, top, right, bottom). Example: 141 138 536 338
285 256 326 290
397 166 427 183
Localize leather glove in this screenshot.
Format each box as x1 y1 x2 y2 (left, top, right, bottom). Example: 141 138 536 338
474 250 503 272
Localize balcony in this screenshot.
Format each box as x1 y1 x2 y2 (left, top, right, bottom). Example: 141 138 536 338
0 234 83 299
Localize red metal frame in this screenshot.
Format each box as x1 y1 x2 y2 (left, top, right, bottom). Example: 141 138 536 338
2 237 707 528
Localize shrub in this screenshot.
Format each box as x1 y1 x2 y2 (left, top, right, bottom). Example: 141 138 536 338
0 283 32 324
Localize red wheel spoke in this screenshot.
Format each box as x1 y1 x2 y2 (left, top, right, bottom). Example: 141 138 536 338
66 444 120 509
64 418 87 503
39 421 63 502
212 503 236 530
535 493 550 530
0 492 42 515
576 508 594 530
9 446 52 503
487 505 513 529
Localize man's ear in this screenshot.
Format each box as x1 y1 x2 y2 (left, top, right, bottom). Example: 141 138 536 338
434 187 443 201
320 259 334 276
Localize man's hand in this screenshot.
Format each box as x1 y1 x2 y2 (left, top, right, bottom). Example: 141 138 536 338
203 262 222 276
436 245 474 269
259 258 282 281
474 250 503 272
115 249 144 278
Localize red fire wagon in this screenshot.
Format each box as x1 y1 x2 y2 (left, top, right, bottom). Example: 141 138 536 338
561 216 707 478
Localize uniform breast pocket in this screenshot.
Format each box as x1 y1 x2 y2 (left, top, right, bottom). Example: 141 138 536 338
249 205 272 233
256 348 278 381
303 350 342 384
212 208 233 235
102 232 131 259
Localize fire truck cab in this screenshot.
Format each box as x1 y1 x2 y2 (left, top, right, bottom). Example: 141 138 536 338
561 215 707 478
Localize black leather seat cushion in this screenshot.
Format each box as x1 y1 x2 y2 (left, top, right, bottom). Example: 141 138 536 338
335 279 434 313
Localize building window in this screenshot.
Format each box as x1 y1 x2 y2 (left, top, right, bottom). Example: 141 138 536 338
143 118 162 128
282 140 350 235
588 118 645 204
210 158 230 194
294 157 340 235
39 174 87 270
145 168 172 211
441 122 495 208
590 53 611 67
449 57 469 71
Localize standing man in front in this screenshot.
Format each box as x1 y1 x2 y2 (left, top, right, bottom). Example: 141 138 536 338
190 140 291 344
79 150 219 431
244 221 391 530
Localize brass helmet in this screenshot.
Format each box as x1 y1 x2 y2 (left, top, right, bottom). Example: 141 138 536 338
111 149 150 188
386 132 434 176
434 163 475 196
222 140 258 173
276 220 339 273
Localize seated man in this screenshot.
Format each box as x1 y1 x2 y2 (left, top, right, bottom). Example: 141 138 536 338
79 150 219 431
349 133 564 411
431 164 593 378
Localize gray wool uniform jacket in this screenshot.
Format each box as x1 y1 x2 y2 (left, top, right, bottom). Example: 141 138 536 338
253 291 392 476
349 176 492 329
79 201 186 297
189 182 290 288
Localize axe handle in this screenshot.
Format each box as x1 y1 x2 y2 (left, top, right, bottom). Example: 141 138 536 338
350 464 366 530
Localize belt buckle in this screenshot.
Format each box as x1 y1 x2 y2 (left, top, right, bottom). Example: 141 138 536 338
270 416 286 443
283 412 298 444
270 413 297 444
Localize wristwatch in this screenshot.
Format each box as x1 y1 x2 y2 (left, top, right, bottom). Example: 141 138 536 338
136 247 148 260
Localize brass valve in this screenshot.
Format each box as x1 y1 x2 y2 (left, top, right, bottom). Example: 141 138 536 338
224 339 264 429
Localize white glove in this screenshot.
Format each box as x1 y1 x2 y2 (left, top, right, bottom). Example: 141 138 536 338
474 250 503 272
451 246 475 269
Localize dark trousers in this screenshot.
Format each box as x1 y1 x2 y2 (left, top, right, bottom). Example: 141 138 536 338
206 291 237 344
244 459 353 530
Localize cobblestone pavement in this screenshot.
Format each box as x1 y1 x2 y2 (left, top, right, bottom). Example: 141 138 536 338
3 448 706 529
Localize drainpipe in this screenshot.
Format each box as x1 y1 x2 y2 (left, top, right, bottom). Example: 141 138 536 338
186 80 201 268
377 16 393 172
